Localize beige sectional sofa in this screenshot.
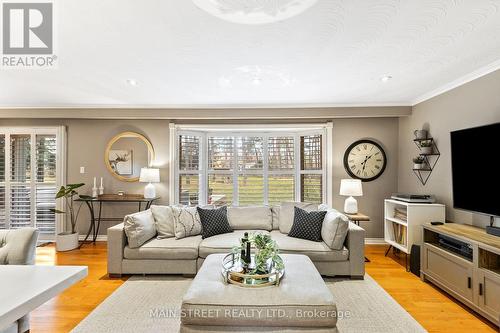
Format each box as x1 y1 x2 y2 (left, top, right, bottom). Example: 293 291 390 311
107 204 365 279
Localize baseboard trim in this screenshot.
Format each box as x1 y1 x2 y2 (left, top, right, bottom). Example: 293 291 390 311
365 238 386 245
78 235 108 241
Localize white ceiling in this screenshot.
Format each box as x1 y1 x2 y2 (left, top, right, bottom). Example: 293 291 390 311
1 0 500 108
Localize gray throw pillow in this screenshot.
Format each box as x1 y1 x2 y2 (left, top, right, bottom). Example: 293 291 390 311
197 206 233 239
319 206 350 250
150 205 175 239
288 207 327 242
279 201 318 234
173 206 203 239
124 210 157 248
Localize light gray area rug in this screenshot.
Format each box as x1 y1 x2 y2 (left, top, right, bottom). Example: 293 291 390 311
71 274 426 333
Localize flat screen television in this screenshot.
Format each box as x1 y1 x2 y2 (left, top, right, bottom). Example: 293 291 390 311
450 122 500 217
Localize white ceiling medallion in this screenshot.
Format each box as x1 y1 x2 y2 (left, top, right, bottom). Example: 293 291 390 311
192 0 318 24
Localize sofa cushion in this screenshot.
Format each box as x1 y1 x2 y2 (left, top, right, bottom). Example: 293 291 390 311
197 206 233 239
227 206 272 231
173 206 203 239
288 207 327 242
319 206 350 250
124 235 202 260
198 230 270 258
150 205 175 239
124 210 157 248
271 206 280 230
279 202 318 234
270 231 348 262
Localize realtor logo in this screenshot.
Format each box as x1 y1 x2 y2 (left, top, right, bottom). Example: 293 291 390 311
1 1 56 68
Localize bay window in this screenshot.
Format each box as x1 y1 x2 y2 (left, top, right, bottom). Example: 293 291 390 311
171 124 332 207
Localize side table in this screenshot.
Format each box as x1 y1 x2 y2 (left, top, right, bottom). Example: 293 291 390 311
344 212 370 262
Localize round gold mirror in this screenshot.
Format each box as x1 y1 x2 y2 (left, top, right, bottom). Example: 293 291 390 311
105 132 155 182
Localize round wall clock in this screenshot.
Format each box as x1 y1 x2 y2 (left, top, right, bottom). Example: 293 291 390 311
343 139 387 182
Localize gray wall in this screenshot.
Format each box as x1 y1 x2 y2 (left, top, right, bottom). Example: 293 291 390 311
0 116 399 238
398 69 500 227
0 118 170 235
332 118 399 238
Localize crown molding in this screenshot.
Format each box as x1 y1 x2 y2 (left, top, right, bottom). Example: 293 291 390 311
412 58 500 105
0 106 411 119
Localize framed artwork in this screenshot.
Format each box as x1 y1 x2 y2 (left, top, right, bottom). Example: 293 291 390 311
109 150 133 175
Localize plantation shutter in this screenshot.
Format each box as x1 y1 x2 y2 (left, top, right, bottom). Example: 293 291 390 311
0 135 5 228
10 135 32 229
300 134 323 204
0 128 63 239
178 134 203 206
35 135 57 234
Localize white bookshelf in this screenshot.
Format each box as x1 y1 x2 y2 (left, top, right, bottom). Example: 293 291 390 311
384 199 445 254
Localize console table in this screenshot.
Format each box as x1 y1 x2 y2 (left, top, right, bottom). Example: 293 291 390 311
422 223 500 326
76 194 159 247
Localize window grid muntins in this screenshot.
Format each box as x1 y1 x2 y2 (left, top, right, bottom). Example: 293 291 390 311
301 134 322 170
178 131 324 206
179 135 200 171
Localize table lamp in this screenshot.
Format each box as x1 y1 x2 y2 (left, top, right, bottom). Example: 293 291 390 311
139 168 160 199
340 179 363 214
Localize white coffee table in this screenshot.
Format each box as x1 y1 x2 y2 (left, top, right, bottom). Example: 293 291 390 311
0 265 88 331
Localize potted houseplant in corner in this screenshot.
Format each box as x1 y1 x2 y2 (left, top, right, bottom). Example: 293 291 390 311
52 183 89 251
413 156 427 170
420 141 433 155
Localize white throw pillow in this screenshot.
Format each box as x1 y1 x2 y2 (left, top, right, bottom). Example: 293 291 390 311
173 206 203 239
279 201 318 234
124 210 157 248
150 205 175 239
319 206 349 250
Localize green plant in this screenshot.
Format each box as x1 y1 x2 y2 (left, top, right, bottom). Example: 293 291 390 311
413 156 425 164
232 232 284 274
51 183 90 234
420 141 433 147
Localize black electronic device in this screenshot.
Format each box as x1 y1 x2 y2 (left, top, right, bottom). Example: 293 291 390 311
437 234 473 261
409 245 421 277
430 221 444 226
451 123 500 238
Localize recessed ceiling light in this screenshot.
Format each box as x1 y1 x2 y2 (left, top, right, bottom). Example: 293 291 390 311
380 75 392 82
193 0 318 25
126 79 138 86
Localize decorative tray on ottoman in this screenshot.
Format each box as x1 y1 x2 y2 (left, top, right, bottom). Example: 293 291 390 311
221 253 285 287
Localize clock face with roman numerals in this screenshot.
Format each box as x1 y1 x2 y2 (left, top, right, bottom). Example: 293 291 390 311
343 140 387 182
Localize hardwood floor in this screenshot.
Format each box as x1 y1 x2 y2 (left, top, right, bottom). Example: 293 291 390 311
31 243 497 333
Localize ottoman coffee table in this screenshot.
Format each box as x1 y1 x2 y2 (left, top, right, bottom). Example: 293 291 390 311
180 253 337 332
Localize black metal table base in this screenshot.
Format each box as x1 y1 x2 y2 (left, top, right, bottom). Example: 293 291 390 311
79 197 157 248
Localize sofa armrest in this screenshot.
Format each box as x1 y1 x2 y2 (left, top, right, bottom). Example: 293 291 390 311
107 222 126 276
346 221 365 278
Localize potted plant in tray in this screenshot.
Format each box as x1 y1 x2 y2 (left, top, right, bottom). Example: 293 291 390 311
413 156 428 170
52 183 90 251
420 141 433 155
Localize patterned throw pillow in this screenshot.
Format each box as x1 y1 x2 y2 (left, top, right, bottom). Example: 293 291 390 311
172 206 203 239
288 206 327 242
197 206 233 239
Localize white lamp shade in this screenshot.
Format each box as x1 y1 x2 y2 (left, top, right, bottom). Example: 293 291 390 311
339 179 363 197
139 168 160 183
